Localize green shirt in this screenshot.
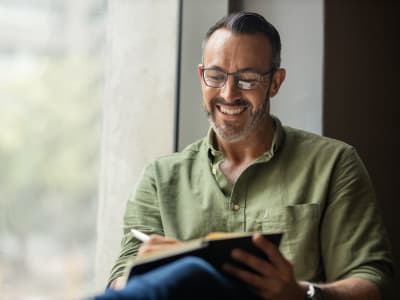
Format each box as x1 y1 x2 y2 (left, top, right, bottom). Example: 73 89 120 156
109 117 393 293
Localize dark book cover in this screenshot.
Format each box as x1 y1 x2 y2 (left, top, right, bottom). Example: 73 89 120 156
127 232 283 278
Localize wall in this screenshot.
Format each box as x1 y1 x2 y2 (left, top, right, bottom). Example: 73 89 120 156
95 0 178 290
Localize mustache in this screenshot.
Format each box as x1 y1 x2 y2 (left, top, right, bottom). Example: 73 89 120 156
211 97 251 107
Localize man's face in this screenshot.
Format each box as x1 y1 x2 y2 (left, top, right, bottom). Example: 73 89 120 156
198 29 281 142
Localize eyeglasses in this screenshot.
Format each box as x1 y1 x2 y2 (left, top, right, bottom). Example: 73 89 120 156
201 67 274 90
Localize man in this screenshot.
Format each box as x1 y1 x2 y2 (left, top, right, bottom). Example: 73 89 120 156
97 12 393 300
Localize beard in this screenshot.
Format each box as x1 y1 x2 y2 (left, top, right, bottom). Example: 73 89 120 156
205 97 270 142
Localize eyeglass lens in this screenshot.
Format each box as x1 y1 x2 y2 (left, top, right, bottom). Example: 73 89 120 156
203 69 261 90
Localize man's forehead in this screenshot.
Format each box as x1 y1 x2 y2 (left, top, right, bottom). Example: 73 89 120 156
205 28 271 48
203 28 272 67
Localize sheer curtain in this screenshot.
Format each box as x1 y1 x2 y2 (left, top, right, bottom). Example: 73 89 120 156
95 0 178 290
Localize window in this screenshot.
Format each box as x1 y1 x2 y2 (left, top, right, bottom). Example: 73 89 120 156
0 1 106 299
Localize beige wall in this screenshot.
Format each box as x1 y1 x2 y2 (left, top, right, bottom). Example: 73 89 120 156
95 0 178 290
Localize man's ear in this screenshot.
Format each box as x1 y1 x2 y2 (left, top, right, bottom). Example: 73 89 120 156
269 68 286 98
197 64 203 81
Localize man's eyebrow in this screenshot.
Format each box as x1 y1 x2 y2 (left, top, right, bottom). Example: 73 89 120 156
235 67 261 73
204 65 225 71
204 65 262 73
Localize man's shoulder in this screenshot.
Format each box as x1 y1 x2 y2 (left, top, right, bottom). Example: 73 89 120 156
283 126 354 153
150 137 207 168
279 126 362 176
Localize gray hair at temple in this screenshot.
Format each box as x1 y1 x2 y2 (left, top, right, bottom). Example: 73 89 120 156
202 11 282 70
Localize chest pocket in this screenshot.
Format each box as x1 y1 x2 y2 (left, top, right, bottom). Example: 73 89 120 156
261 204 322 281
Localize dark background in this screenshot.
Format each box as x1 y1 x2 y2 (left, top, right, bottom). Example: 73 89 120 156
324 0 400 294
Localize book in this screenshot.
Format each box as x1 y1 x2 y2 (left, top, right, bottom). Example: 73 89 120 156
126 232 283 278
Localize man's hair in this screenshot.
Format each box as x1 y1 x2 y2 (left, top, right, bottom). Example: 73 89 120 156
203 12 282 69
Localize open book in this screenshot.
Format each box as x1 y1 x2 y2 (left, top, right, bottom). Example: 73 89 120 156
127 232 283 278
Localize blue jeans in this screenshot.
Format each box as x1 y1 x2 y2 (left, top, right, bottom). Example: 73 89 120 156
91 256 260 300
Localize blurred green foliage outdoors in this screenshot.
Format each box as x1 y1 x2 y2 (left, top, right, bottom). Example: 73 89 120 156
0 55 101 299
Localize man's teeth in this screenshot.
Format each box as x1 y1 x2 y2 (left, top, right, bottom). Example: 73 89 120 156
219 106 246 115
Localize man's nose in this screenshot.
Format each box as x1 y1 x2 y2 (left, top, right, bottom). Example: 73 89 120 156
220 75 241 102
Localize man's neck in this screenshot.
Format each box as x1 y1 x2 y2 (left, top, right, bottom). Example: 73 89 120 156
214 118 274 184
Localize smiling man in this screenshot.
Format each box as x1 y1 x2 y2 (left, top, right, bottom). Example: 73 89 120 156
198 26 285 184
96 12 394 300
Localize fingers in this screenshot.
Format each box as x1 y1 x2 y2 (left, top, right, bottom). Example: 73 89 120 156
225 234 288 277
108 276 127 290
137 235 181 257
229 248 277 277
223 237 302 300
223 233 299 299
222 262 287 299
147 234 180 244
222 262 272 290
252 233 291 271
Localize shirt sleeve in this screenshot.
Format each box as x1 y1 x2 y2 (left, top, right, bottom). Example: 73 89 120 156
320 146 394 293
107 162 164 286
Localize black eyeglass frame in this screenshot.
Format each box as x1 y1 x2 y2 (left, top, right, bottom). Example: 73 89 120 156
201 66 275 90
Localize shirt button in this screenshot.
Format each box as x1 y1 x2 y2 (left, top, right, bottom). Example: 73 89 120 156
233 204 240 211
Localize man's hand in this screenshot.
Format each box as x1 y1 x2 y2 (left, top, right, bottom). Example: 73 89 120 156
108 235 181 290
137 234 181 257
222 233 306 300
108 276 127 290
